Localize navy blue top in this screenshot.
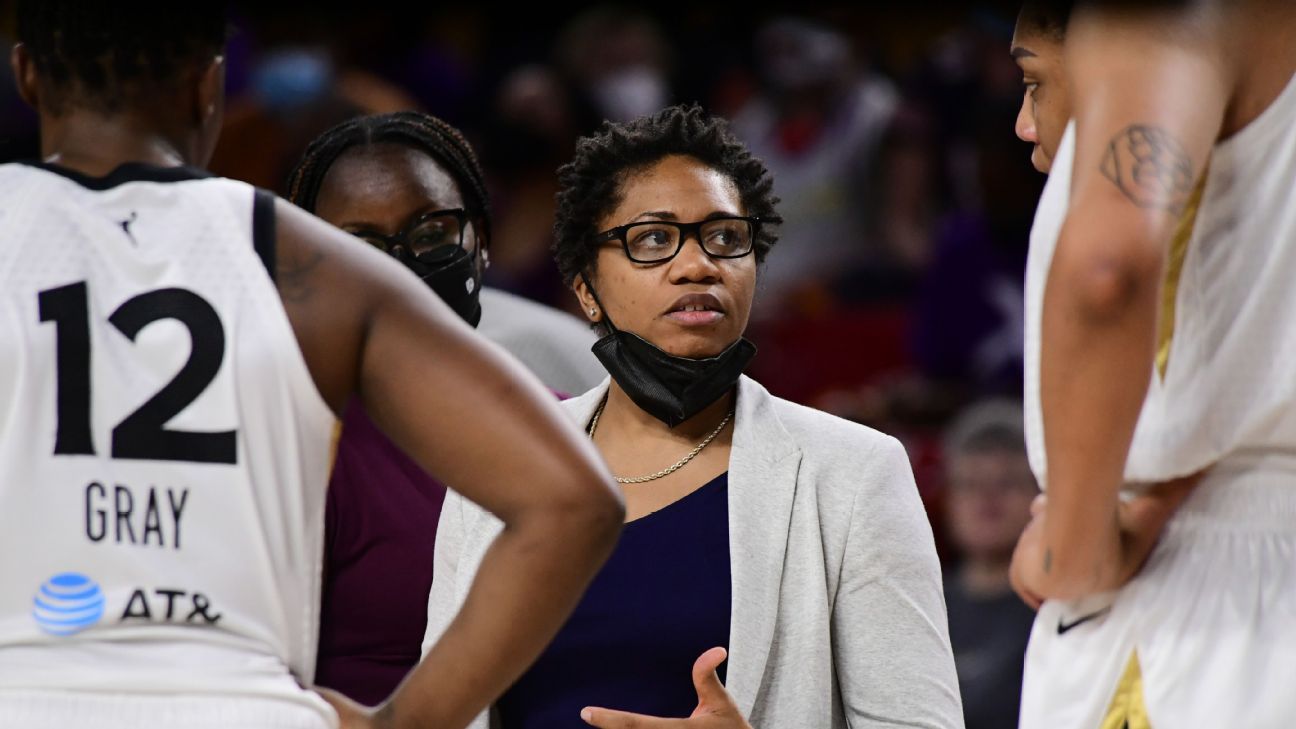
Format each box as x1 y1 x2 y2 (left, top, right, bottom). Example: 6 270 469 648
498 472 732 728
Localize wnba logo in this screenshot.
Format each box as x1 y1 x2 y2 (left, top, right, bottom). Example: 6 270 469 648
32 572 106 636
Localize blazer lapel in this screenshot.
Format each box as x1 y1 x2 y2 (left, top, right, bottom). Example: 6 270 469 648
559 379 611 429
725 376 801 717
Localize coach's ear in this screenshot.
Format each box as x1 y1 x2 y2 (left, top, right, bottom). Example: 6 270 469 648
11 43 42 112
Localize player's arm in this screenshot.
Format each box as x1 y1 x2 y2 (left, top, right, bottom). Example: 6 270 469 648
1023 2 1231 601
273 199 624 729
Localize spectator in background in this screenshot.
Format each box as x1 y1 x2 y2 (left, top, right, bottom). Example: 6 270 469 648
941 399 1037 729
481 6 677 311
209 17 417 193
480 63 583 308
556 6 674 126
911 101 1040 396
730 16 899 317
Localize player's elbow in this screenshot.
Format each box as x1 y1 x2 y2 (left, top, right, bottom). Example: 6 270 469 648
1054 227 1165 323
538 471 625 554
572 474 626 549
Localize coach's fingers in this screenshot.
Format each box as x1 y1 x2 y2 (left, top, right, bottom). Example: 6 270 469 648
690 647 736 714
581 706 681 728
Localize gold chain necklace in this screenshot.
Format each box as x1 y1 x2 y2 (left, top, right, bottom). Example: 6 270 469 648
587 398 733 484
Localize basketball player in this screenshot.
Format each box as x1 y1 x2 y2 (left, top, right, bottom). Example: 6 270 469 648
1008 1 1296 726
0 3 623 728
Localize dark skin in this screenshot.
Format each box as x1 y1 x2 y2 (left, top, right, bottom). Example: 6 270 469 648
1010 23 1071 174
570 155 752 729
573 155 752 522
12 43 624 729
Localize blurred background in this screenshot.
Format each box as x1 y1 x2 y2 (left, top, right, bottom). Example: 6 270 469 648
1 5 1041 724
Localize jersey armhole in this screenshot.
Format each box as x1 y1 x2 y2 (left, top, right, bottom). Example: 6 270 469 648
253 188 277 283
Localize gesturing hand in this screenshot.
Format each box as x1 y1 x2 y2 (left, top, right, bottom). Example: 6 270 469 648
580 647 751 729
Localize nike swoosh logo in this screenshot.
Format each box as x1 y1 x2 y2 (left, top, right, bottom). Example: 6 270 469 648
1056 606 1112 635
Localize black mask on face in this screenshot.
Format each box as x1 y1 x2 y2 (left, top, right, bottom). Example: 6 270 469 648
585 281 755 428
391 245 482 328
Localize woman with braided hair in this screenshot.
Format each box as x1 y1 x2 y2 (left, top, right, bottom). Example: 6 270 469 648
284 110 496 706
287 108 596 704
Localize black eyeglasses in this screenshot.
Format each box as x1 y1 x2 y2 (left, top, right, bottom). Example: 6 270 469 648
355 208 476 256
593 216 760 264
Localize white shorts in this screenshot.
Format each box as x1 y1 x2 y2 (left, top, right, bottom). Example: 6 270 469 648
1019 457 1296 729
0 690 338 729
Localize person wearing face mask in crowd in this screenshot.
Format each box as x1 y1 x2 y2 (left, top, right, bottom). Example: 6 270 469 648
557 6 673 126
425 104 963 729
285 110 598 705
729 16 900 318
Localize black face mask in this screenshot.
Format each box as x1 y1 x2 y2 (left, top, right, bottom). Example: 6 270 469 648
391 245 482 328
587 284 756 428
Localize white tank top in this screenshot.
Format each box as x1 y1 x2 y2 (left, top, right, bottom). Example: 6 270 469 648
1025 70 1296 485
0 162 336 711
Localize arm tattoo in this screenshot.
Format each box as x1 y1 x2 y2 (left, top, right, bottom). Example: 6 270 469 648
1043 548 1053 574
1100 125 1195 215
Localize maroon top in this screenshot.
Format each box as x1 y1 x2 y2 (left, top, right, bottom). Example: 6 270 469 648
315 392 570 705
314 401 447 705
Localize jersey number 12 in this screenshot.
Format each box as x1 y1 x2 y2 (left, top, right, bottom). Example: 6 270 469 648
38 281 237 464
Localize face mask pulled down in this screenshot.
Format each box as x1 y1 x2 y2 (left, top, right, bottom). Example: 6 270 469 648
587 283 755 428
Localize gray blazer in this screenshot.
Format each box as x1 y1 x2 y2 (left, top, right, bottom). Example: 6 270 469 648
422 376 964 728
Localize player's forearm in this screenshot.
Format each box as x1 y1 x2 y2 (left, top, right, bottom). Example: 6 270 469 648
1035 219 1164 599
380 499 621 729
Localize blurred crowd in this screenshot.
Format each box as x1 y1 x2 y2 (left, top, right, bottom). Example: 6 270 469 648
1 5 1042 727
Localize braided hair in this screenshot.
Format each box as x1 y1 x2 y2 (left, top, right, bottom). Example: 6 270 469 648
287 111 492 247
16 0 227 114
552 103 781 287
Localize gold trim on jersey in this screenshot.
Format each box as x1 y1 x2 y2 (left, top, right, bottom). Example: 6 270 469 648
1099 650 1151 729
1156 167 1208 379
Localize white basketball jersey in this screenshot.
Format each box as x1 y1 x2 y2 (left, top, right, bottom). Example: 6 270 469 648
0 162 336 714
1025 71 1296 485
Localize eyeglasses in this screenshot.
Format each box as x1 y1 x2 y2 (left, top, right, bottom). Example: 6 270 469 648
355 208 476 256
593 216 760 264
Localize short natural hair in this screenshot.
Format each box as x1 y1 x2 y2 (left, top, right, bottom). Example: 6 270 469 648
552 103 782 287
